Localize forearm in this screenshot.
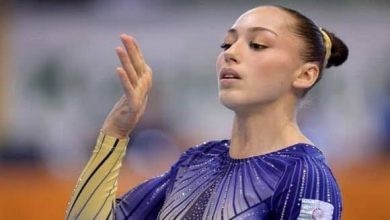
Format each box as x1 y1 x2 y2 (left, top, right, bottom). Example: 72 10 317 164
65 131 129 220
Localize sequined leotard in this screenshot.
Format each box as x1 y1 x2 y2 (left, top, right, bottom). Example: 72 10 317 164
66 132 342 220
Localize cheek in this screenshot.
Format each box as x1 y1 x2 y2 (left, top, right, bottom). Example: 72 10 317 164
246 53 295 96
254 50 295 74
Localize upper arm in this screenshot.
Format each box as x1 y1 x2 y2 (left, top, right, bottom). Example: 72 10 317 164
271 157 342 220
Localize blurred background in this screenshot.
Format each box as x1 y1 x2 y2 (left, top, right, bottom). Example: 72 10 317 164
0 0 389 219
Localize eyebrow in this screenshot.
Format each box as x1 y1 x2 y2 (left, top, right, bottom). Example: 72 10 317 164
228 26 279 37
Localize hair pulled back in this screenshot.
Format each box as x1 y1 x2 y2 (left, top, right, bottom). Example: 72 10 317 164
275 6 349 96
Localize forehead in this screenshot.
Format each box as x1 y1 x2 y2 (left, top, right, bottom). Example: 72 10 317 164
231 6 293 34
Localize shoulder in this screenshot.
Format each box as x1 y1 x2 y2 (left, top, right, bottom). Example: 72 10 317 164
272 144 339 191
266 143 331 173
270 144 342 219
284 144 335 177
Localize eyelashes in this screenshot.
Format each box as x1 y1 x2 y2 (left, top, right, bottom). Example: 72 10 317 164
220 43 231 50
249 42 267 50
220 42 268 51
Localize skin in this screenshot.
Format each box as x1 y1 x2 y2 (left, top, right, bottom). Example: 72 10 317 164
101 34 152 139
102 6 320 158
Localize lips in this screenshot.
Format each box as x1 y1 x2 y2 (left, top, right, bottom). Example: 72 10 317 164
219 68 241 80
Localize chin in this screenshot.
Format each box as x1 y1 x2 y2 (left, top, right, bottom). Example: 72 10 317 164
218 93 247 112
220 100 256 114
219 92 275 113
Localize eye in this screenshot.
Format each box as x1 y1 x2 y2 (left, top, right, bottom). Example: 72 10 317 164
249 42 267 50
220 43 232 50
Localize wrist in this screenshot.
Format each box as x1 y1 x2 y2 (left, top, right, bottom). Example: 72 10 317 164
101 125 130 139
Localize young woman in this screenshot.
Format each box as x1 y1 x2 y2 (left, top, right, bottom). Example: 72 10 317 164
66 5 348 220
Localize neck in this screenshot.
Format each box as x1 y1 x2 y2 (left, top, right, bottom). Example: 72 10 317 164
229 98 312 159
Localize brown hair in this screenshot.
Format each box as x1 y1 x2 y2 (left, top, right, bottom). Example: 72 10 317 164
275 5 349 97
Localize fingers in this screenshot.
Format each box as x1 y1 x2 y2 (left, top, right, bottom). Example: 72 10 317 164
116 58 152 94
115 47 138 87
116 67 135 100
115 34 153 106
120 34 145 77
144 65 153 91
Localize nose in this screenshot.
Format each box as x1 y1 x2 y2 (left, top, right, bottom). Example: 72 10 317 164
224 52 238 64
223 43 240 64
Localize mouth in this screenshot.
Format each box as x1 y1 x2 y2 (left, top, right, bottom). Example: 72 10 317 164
219 68 242 80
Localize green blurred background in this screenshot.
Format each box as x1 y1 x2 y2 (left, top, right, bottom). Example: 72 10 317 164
0 0 389 219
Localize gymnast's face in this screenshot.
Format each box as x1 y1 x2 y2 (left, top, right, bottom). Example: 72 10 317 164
216 6 306 113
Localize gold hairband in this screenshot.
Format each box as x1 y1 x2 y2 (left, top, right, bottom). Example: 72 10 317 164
319 27 332 67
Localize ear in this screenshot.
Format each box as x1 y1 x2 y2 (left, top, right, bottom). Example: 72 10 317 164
292 63 320 89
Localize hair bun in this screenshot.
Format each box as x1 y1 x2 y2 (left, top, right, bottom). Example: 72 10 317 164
324 30 349 68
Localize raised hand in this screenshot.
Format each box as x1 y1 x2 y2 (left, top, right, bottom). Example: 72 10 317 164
101 34 153 139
